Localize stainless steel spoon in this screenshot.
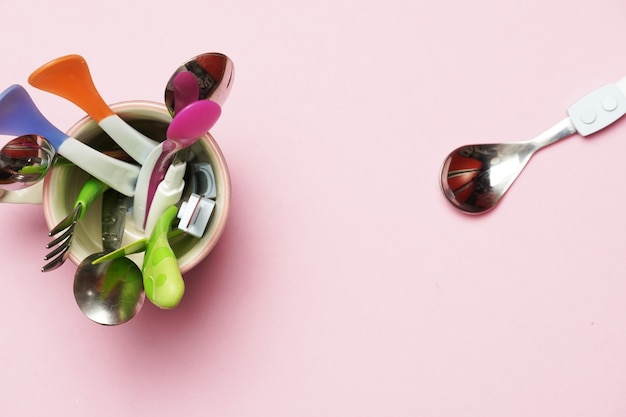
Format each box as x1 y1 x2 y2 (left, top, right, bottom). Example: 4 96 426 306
441 119 576 214
73 189 144 325
164 52 234 115
0 135 54 190
441 78 626 214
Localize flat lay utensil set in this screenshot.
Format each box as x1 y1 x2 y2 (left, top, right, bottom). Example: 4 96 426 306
10 52 621 326
0 52 233 325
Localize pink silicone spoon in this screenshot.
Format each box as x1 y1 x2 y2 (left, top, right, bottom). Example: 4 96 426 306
136 100 221 229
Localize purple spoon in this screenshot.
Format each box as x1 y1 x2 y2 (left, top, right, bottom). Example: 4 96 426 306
142 100 221 227
0 85 140 196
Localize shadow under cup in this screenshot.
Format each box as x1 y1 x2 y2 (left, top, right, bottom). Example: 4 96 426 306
42 101 231 274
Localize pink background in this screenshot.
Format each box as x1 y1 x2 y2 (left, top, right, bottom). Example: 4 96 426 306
2 0 626 415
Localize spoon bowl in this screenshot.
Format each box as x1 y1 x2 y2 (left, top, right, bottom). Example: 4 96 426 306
0 135 54 190
440 118 577 214
164 52 234 115
73 189 144 325
74 253 144 325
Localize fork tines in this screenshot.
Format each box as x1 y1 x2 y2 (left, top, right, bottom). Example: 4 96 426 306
41 204 83 272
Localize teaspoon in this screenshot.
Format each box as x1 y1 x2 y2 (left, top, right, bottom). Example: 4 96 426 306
441 78 626 214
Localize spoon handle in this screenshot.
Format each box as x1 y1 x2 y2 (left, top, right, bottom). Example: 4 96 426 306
101 189 128 252
91 229 185 265
568 81 626 137
0 85 140 196
28 55 158 163
530 117 577 151
75 177 110 223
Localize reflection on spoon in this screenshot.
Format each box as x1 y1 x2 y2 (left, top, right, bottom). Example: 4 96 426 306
164 52 234 116
172 71 199 114
0 135 54 190
440 118 577 214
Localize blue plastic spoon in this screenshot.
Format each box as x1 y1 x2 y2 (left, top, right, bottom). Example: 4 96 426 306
0 85 140 196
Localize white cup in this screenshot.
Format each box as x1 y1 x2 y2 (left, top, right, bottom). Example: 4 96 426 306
42 100 231 273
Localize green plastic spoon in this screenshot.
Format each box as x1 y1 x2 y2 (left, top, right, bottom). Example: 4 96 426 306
142 205 185 309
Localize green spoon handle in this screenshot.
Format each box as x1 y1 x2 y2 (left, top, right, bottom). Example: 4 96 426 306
142 205 184 309
75 176 110 222
91 228 184 265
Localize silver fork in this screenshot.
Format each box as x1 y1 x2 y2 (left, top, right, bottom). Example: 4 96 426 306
42 177 109 272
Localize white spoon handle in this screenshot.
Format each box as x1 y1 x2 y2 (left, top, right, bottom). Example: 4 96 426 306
568 79 626 136
58 138 140 197
98 114 158 164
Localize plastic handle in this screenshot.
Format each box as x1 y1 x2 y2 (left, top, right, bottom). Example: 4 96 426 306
100 189 128 252
28 55 158 163
91 229 184 265
142 205 184 309
0 85 69 149
567 82 626 136
0 85 140 196
28 54 114 121
144 161 186 235
143 100 222 225
74 177 110 222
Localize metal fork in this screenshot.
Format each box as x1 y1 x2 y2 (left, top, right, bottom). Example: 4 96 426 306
42 177 109 272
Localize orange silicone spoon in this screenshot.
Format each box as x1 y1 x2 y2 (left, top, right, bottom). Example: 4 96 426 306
29 54 158 163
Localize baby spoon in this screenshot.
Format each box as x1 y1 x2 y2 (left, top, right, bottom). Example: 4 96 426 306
133 99 221 230
145 100 221 223
441 78 626 214
28 54 158 164
0 85 140 196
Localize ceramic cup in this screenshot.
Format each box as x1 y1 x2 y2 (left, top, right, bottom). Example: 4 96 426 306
42 100 231 273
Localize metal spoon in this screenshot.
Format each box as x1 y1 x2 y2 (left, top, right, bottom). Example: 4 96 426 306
441 119 576 214
0 134 54 190
164 52 234 116
441 78 626 214
73 189 144 325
